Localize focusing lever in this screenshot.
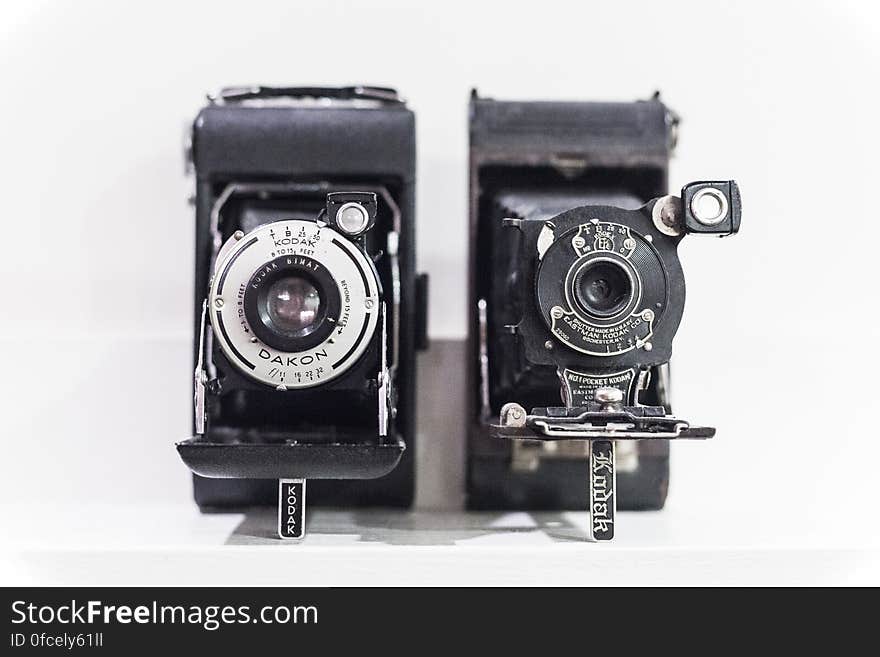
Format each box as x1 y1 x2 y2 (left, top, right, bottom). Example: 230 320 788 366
492 388 714 542
494 400 715 442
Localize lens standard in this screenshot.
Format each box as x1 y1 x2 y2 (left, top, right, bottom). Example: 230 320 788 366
265 276 322 336
574 261 633 318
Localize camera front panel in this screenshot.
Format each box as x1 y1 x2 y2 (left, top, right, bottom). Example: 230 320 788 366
209 219 381 390
538 220 668 357
515 202 686 375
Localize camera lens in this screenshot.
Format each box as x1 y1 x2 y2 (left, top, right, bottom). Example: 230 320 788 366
244 254 343 354
265 276 321 336
574 260 633 318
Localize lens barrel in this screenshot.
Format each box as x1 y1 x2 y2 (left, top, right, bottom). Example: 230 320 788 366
243 255 341 354
573 260 633 318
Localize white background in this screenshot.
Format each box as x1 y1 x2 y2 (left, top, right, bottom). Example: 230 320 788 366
1 0 879 585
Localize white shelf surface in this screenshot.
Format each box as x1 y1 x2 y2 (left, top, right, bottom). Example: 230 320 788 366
2 504 877 586
1 339 879 586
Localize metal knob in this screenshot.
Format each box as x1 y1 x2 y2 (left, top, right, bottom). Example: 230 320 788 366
594 387 624 411
594 387 623 404
500 402 527 428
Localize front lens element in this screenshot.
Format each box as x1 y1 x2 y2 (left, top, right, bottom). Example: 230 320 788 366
574 261 633 318
265 276 321 336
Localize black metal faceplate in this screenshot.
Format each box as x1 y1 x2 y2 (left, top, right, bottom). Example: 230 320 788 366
514 201 685 372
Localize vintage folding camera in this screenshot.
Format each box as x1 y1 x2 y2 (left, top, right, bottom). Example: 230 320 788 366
176 86 426 539
467 91 741 540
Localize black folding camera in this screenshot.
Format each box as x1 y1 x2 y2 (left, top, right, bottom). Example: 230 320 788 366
467 91 740 540
176 86 426 537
